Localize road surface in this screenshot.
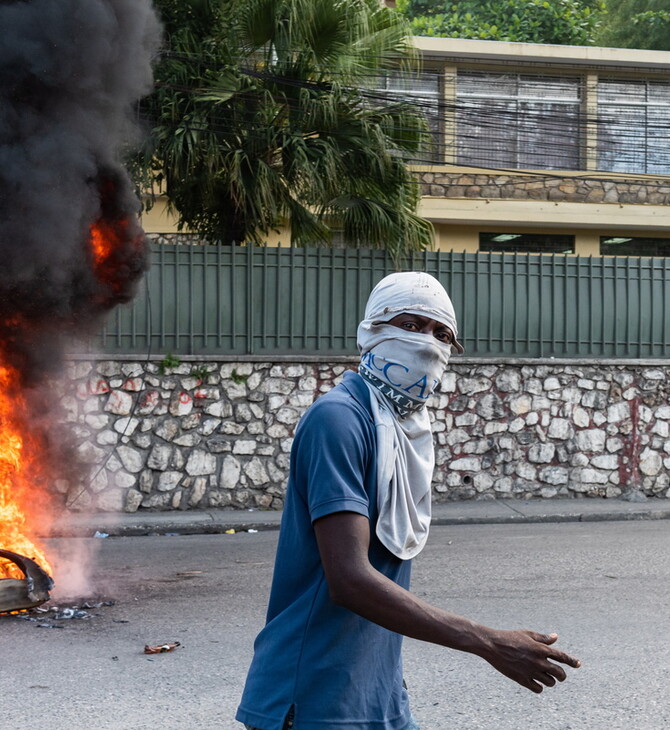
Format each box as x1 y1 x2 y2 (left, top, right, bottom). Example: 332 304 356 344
1 520 668 729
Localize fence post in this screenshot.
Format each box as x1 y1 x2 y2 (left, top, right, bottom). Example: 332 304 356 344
246 244 254 355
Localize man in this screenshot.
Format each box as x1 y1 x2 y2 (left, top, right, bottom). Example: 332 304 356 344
237 272 580 730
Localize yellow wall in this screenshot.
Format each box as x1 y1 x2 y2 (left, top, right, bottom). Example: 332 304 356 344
142 196 670 256
420 196 670 236
141 197 292 246
140 197 180 234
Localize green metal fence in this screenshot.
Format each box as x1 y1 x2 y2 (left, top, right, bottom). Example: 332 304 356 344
88 244 670 358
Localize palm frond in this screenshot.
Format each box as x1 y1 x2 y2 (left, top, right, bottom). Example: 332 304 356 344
135 0 432 262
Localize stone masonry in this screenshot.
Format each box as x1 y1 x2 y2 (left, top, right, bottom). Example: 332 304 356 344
60 358 670 512
419 172 670 205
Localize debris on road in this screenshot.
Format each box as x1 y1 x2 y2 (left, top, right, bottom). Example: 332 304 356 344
143 641 181 654
7 599 116 628
80 600 116 609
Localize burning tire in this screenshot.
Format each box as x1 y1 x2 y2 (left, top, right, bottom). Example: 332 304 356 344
0 549 54 614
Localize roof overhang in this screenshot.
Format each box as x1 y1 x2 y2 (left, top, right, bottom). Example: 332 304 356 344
419 197 670 231
414 36 670 72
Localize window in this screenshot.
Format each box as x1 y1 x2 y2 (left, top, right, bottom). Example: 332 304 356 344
597 79 670 174
480 233 575 254
367 70 441 162
456 72 582 170
600 236 670 256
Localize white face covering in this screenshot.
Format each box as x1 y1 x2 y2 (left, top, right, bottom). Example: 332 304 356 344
359 324 451 417
356 272 461 560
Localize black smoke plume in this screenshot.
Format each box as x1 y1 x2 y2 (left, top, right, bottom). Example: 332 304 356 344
0 0 161 382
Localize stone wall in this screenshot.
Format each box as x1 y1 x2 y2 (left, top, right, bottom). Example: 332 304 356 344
60 358 670 512
419 172 670 205
146 233 204 245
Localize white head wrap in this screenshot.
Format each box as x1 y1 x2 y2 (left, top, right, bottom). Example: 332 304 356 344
359 271 463 353
357 272 461 560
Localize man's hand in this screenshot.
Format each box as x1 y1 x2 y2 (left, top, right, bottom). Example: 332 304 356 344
478 629 581 693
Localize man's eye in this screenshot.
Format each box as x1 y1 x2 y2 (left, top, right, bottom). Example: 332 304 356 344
403 321 418 330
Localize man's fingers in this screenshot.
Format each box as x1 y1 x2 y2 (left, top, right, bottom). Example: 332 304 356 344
526 678 544 694
528 631 558 645
526 631 582 668
490 630 581 693
544 662 567 683
537 672 557 687
548 648 582 668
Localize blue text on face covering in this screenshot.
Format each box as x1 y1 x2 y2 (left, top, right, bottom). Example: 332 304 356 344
361 352 438 400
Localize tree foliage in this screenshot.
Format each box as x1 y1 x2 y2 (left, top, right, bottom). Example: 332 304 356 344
596 0 670 50
397 0 605 45
136 0 434 261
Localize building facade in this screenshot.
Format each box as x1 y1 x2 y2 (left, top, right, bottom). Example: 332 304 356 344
410 37 670 256
141 38 670 258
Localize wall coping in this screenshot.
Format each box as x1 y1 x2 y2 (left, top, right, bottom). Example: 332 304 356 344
414 35 670 71
65 354 670 367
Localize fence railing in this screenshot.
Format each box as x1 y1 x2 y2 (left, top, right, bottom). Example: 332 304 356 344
83 245 670 358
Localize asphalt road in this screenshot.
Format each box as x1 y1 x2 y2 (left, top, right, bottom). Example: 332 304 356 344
1 520 669 730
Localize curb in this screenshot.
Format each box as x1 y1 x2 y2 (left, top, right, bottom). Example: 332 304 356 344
47 500 670 538
432 509 670 526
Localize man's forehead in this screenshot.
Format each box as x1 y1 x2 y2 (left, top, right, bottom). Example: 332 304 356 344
391 312 451 328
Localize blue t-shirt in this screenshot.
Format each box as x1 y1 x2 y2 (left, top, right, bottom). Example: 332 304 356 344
236 371 412 730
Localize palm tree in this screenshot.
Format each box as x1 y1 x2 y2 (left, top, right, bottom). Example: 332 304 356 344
139 0 433 262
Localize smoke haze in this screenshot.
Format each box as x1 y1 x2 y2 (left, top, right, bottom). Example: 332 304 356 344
0 0 161 379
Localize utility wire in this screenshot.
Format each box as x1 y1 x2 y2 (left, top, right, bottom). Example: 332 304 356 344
140 52 670 175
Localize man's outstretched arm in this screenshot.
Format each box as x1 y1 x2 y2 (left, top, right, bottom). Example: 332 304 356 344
314 511 581 694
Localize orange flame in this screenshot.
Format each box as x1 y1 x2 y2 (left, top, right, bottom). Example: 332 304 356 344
0 364 52 579
90 218 121 267
89 216 143 299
